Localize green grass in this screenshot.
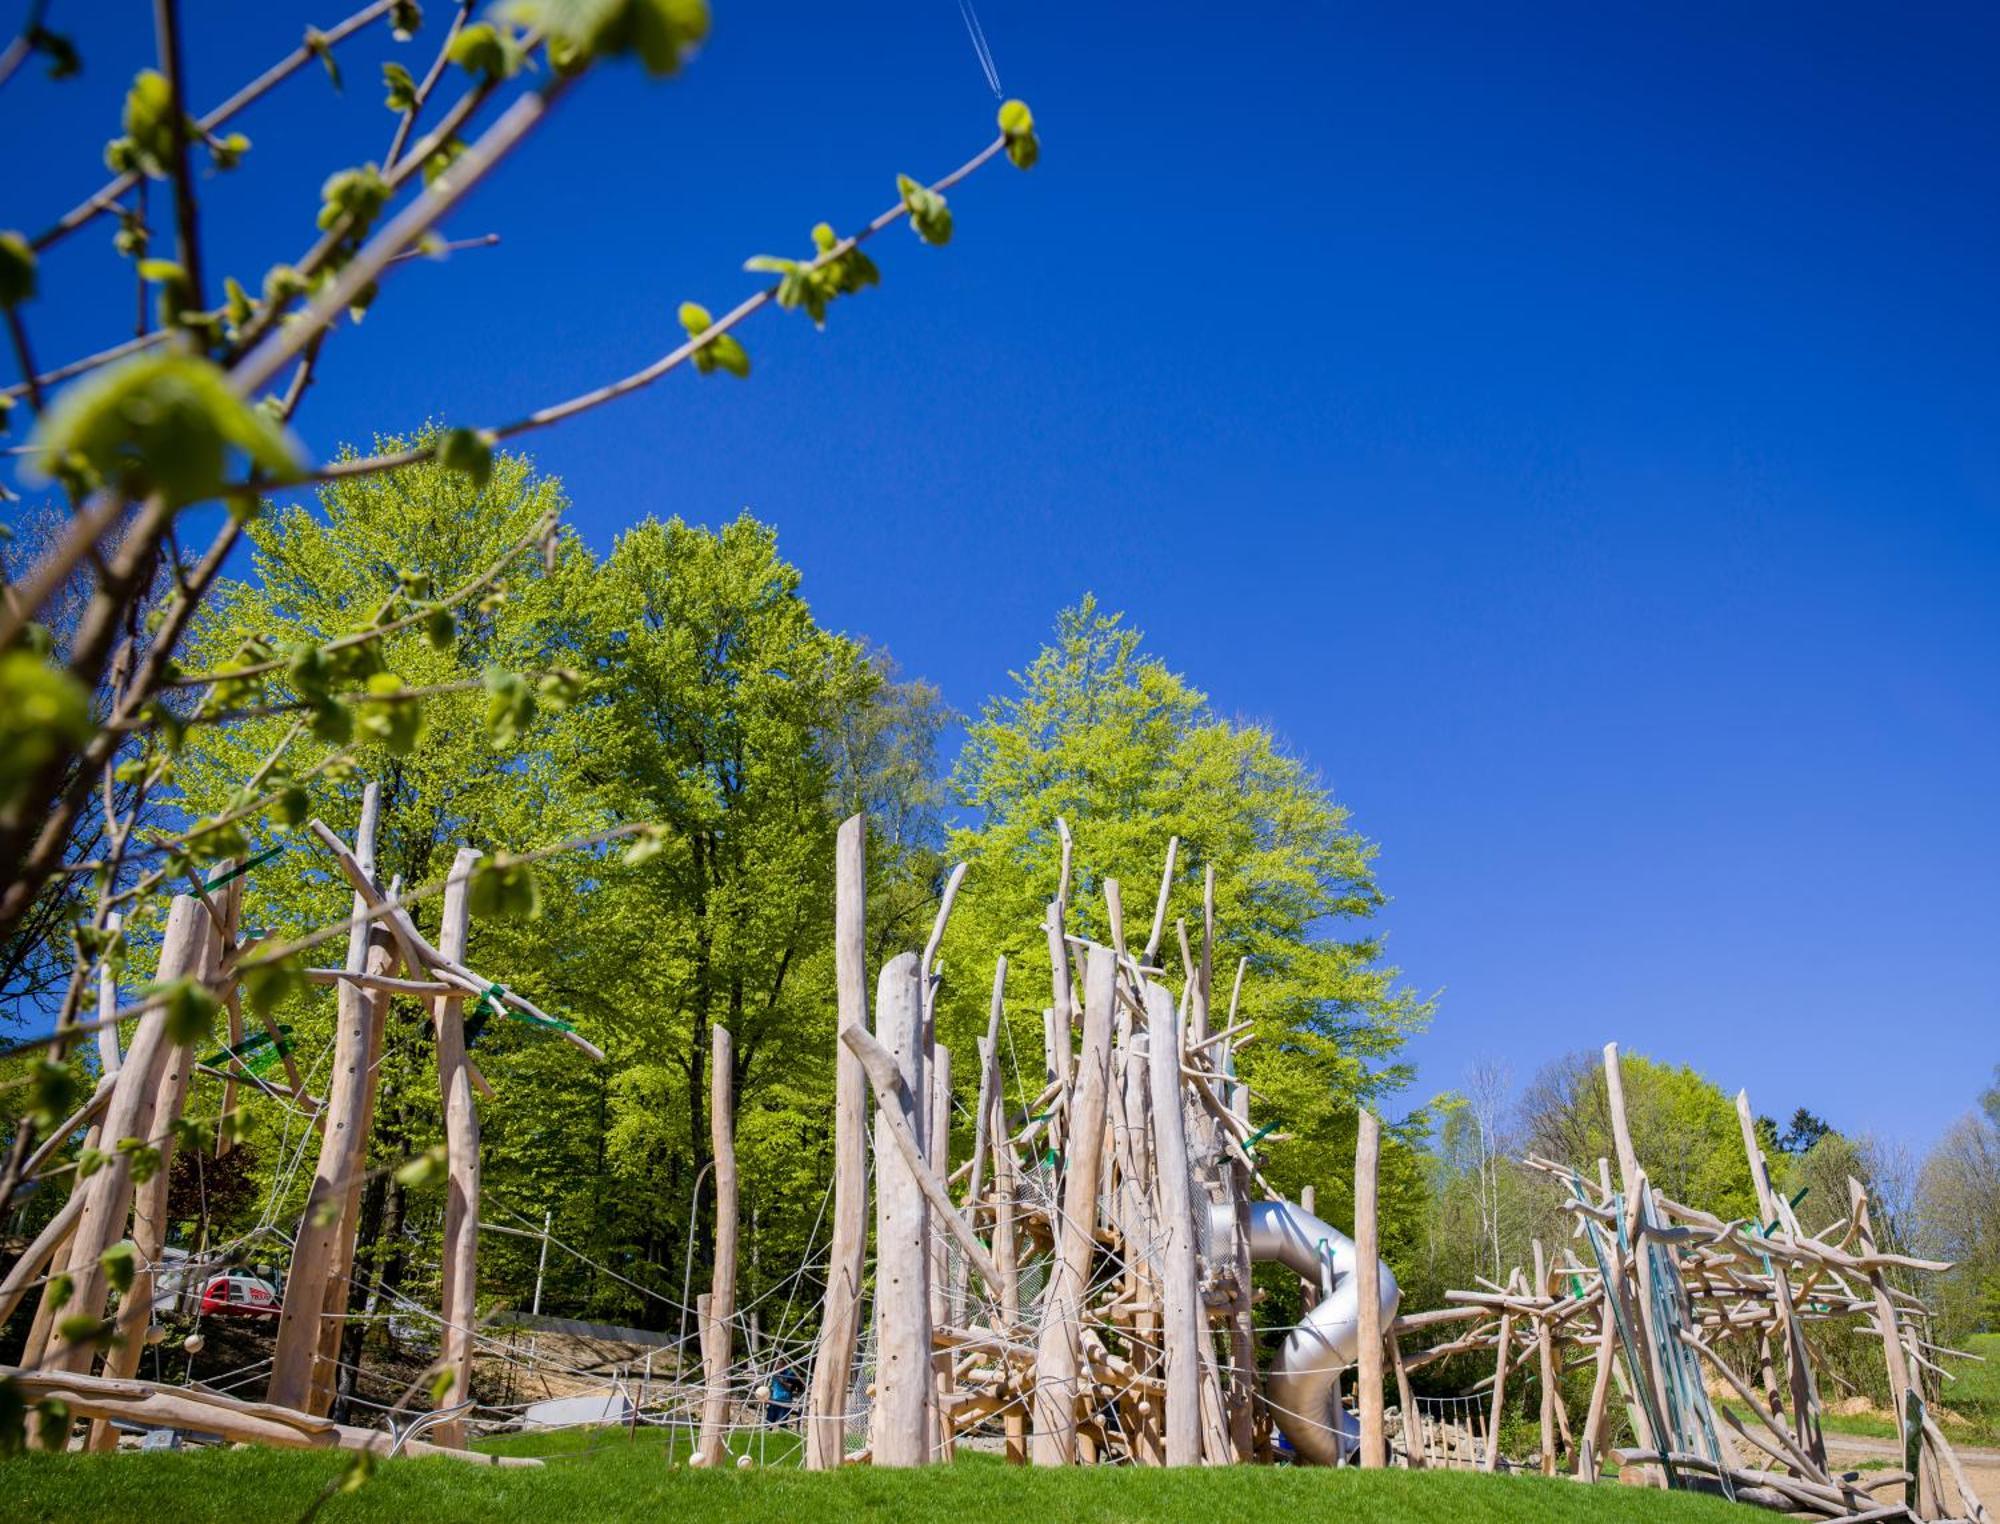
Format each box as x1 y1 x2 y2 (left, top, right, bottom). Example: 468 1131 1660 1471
1721 1332 2000 1451
4 1436 1760 1524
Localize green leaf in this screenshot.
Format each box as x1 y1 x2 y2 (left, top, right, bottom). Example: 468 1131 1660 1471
24 353 303 506
706 334 749 378
677 300 713 335
44 1272 74 1313
998 99 1039 169
469 858 542 921
382 60 419 113
28 1059 77 1131
243 955 306 1019
483 668 537 750
395 1144 449 1189
337 1449 376 1494
437 427 493 488
210 132 251 171
0 1378 24 1458
219 1106 255 1147
0 232 37 309
448 22 514 80
430 1366 458 1405
318 164 390 234
33 1399 71 1453
56 1314 117 1350
538 668 585 712
120 70 175 178
157 977 220 1046
120 1141 162 1184
897 175 953 246
74 1146 106 1181
390 1 423 42
501 0 709 78
305 27 344 90
424 607 456 650
0 651 94 809
100 1239 138 1295
356 672 424 755
271 783 310 828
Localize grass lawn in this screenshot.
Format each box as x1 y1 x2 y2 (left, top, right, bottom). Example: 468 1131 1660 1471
5 1430 1758 1524
1722 1332 2000 1451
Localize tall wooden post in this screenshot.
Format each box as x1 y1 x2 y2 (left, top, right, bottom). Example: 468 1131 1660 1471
806 815 868 1468
1485 1311 1514 1472
1735 1089 1825 1470
1355 1109 1386 1468
270 785 382 1412
41 893 209 1374
870 953 930 1466
89 887 228 1444
990 1051 1026 1463
1534 1239 1558 1476
1601 1042 1666 1471
1145 979 1203 1466
433 847 482 1446
1031 945 1116 1464
696 1023 738 1466
929 1041 955 1458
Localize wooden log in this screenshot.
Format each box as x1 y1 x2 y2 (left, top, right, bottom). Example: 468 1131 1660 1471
90 887 226 1445
270 787 383 1413
806 813 869 1470
1602 1042 1668 1473
1145 979 1203 1467
1356 1109 1387 1467
1031 945 1116 1464
967 959 1007 1206
1484 1310 1513 1472
1735 1088 1826 1470
867 953 931 1466
1390 1331 1423 1469
990 1052 1026 1465
696 1023 738 1467
1851 1175 1931 1516
1578 1267 1618 1478
1143 837 1178 964
930 1041 955 1459
1534 1240 1558 1477
5 1366 541 1466
40 893 208 1374
844 1027 1006 1297
432 847 482 1447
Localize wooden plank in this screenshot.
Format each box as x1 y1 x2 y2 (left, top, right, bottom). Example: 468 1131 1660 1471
806 813 868 1469
1031 945 1116 1464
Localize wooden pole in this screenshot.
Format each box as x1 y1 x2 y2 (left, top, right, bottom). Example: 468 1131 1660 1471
1355 1109 1387 1468
1484 1312 1513 1472
1601 1042 1667 1472
432 847 482 1447
930 1041 955 1459
40 893 208 1374
1145 979 1203 1467
1031 944 1116 1464
1851 1176 1930 1516
1534 1240 1558 1476
806 814 868 1469
1390 1332 1423 1469
89 889 226 1444
868 953 931 1466
1734 1088 1825 1471
1578 1273 1618 1479
695 1023 738 1466
270 786 383 1412
990 1057 1025 1463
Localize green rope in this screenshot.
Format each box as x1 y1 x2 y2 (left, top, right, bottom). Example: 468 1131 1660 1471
1245 1120 1280 1149
200 843 285 892
469 982 575 1036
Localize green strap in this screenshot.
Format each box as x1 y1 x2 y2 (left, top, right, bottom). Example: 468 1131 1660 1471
471 982 575 1036
1245 1120 1280 1148
201 843 285 891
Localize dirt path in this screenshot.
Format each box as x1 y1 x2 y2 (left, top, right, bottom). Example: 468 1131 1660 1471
1822 1433 1998 1516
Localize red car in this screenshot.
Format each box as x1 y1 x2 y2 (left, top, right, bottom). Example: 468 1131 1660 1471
199 1272 280 1318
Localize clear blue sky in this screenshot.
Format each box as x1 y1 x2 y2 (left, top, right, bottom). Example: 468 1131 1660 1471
7 4 1997 1147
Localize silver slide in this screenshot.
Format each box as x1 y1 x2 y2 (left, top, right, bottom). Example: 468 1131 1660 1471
1213 1197 1401 1464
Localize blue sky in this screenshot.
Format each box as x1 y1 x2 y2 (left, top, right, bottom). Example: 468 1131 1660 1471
6 3 1996 1146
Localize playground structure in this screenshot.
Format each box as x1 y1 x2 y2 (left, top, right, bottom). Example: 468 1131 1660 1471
0 794 1989 1524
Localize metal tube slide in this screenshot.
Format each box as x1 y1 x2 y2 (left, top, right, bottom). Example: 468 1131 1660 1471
1217 1197 1400 1464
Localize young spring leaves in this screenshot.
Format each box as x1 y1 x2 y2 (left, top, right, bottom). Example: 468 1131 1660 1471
500 0 710 79
998 98 1039 169
25 353 302 507
897 176 952 246
744 223 879 330
677 303 749 377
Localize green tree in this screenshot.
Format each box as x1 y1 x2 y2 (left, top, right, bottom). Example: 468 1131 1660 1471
939 597 1431 1226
